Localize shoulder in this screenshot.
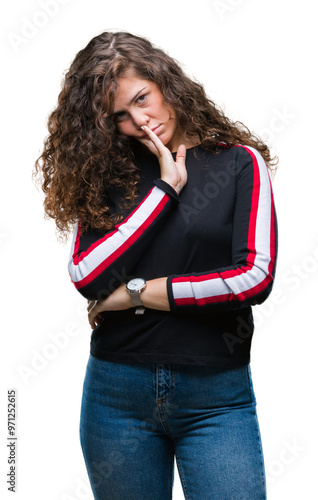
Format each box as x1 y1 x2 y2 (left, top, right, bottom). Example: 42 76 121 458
214 143 262 163
220 144 268 178
233 144 265 164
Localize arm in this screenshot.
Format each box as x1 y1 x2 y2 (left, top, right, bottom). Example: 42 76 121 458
166 145 278 313
68 126 187 301
87 277 169 329
87 145 277 327
68 180 179 300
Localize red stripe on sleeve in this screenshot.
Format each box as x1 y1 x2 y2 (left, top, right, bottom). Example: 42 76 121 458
72 186 158 266
170 145 276 307
73 193 171 289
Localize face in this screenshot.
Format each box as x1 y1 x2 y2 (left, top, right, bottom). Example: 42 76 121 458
112 71 182 152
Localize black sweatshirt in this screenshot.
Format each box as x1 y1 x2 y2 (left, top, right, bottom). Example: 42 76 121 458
68 144 278 367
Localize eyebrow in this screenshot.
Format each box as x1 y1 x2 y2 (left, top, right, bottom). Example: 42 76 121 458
113 86 147 115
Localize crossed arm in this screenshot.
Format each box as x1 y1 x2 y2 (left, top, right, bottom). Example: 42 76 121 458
68 126 277 329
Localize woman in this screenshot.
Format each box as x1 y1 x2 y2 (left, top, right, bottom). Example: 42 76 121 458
35 31 278 499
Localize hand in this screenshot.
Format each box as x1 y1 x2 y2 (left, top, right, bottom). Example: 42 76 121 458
87 284 133 329
139 125 187 195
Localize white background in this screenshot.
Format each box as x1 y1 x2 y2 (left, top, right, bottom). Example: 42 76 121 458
1 0 317 498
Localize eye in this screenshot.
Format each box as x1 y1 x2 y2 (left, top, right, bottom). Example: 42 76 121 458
113 111 127 122
136 94 147 104
113 94 148 123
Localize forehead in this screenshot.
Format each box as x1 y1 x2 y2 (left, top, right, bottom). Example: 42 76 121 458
116 74 149 96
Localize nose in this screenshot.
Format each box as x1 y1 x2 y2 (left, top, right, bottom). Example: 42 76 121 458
130 109 149 129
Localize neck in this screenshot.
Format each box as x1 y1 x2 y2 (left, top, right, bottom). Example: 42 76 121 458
169 135 201 153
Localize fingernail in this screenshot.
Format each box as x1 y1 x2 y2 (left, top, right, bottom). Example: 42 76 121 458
141 126 145 130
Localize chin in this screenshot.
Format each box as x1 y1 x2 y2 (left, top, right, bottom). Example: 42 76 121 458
157 133 171 148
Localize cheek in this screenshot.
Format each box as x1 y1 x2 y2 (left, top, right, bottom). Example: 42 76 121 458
158 103 172 120
117 122 133 136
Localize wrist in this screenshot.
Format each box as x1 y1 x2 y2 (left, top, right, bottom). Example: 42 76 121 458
160 177 181 195
126 278 147 315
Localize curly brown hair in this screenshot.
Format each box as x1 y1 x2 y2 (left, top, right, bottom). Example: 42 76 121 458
34 30 277 239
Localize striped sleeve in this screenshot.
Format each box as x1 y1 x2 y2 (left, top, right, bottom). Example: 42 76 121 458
68 180 179 300
167 145 278 313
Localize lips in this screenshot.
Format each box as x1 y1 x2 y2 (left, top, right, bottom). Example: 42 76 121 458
139 125 161 138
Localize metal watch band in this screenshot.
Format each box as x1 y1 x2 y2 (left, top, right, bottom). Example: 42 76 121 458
126 278 147 315
129 293 144 308
134 306 145 315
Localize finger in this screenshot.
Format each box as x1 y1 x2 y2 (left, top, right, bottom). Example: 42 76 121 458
88 302 99 327
175 144 187 164
88 310 97 329
88 311 93 329
87 300 97 313
140 126 165 154
89 311 103 329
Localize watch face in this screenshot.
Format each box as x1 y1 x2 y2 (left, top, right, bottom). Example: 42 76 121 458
128 278 146 291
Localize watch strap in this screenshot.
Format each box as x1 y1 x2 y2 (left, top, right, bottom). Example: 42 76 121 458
134 306 145 315
129 293 144 308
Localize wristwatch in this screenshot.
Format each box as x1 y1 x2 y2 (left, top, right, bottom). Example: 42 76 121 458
126 278 147 315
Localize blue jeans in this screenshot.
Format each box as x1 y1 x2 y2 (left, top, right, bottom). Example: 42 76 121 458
80 355 266 499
